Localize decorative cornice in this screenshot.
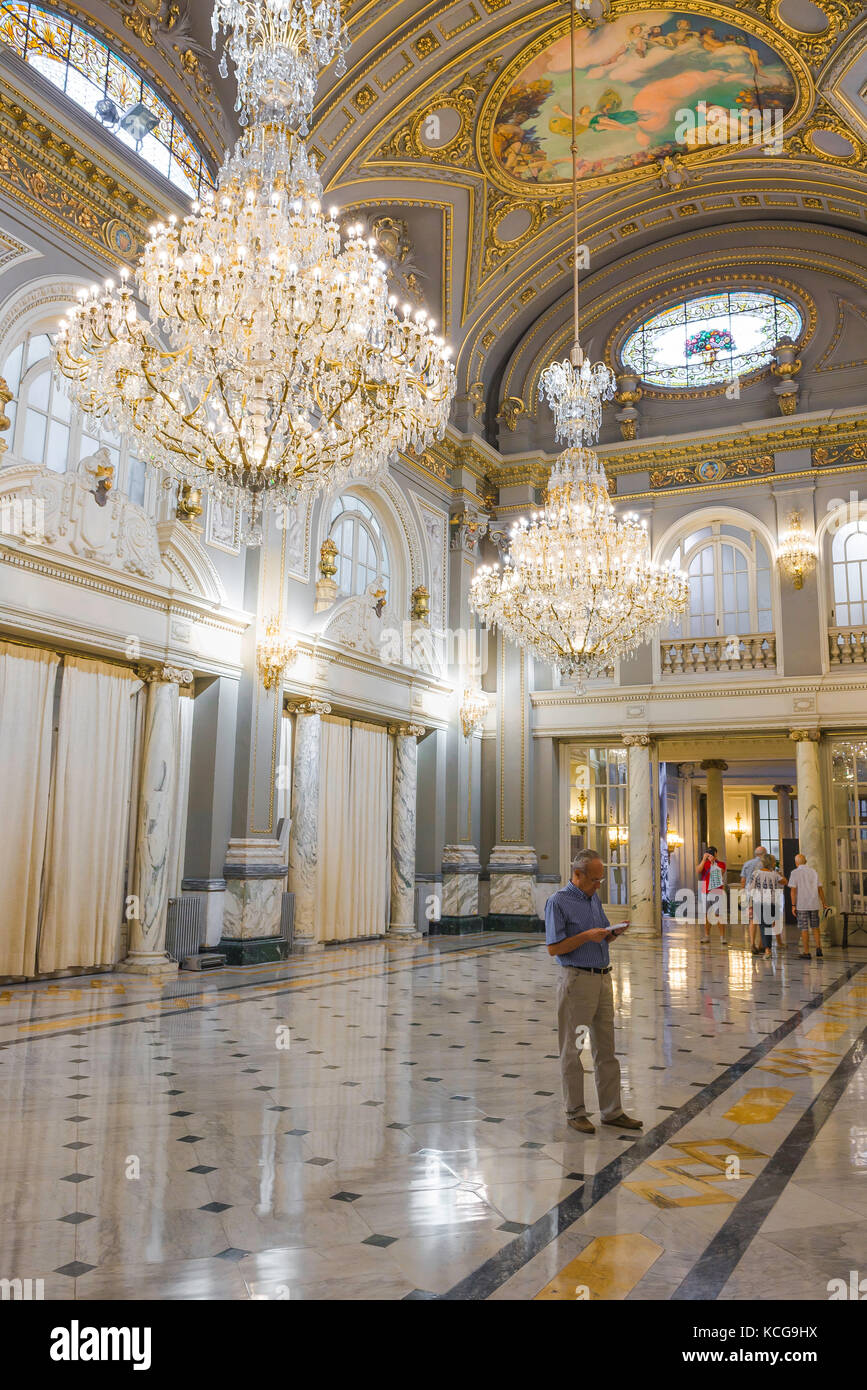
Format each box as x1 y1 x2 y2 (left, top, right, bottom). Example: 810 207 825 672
0 76 162 266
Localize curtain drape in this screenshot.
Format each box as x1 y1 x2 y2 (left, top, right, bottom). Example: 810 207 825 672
315 717 392 942
347 721 390 940
316 715 352 942
38 657 141 973
166 693 194 898
0 642 60 976
276 709 292 829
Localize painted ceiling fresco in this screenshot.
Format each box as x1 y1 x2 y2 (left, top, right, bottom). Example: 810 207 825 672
489 7 798 186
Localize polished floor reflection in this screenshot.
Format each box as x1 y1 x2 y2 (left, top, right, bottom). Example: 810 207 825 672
0 926 865 1300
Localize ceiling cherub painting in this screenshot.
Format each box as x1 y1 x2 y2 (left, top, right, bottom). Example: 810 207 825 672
489 8 797 185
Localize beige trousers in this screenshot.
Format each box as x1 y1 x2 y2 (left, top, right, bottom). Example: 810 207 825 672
557 966 622 1120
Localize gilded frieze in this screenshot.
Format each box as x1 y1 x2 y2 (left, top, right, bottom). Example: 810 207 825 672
648 454 775 490
812 444 867 470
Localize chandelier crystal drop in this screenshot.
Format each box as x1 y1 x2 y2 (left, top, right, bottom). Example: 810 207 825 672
211 0 348 132
54 2 455 542
469 0 687 681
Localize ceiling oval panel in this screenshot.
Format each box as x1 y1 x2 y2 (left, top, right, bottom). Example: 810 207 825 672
477 4 813 197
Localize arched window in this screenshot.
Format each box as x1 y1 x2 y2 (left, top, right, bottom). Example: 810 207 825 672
1 327 148 505
620 290 803 390
0 4 212 196
328 495 390 598
831 521 867 627
667 522 773 639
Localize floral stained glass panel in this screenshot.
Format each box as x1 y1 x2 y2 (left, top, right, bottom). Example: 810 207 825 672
0 2 212 197
620 290 803 389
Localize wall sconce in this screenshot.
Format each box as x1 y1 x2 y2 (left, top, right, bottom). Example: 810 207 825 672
728 811 745 843
459 686 487 738
257 617 298 691
665 816 684 851
777 512 817 590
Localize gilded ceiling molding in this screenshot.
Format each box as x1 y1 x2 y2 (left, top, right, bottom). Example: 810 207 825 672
785 98 865 167
0 84 158 265
739 0 862 67
463 220 867 397
373 59 500 171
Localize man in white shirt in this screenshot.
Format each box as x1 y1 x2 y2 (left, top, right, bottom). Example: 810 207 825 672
740 846 766 954
789 853 827 960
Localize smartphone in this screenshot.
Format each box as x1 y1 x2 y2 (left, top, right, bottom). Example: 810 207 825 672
608 922 629 936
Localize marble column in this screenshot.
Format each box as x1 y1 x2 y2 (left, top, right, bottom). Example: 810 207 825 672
120 666 190 975
624 734 656 937
790 729 825 883
439 843 483 934
701 758 728 853
288 699 331 951
388 723 426 940
773 784 794 840
487 844 539 925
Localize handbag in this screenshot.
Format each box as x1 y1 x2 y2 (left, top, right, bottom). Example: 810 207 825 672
708 862 724 891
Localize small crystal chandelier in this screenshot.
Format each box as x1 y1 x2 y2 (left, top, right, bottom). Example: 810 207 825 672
459 686 488 738
55 2 454 542
257 615 297 689
777 511 817 589
469 10 687 679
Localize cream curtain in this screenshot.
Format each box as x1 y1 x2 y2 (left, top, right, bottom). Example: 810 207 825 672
347 721 391 940
316 715 352 941
315 717 391 942
166 693 194 898
38 657 141 973
276 708 292 829
0 642 60 976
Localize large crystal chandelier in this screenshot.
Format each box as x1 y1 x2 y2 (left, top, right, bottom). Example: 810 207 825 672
470 0 687 680
54 2 454 541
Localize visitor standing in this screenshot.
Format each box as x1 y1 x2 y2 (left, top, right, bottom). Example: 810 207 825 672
697 846 727 945
740 845 767 954
789 852 827 961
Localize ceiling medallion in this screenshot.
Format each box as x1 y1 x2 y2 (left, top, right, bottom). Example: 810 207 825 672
470 0 688 683
55 1 455 542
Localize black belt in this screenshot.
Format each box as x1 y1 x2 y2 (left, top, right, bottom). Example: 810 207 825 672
569 965 611 975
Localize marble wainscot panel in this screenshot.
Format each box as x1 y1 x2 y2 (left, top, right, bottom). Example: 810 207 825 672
486 845 543 930
220 838 288 963
436 844 484 934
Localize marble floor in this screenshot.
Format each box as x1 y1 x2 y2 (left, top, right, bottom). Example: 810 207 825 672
0 924 865 1301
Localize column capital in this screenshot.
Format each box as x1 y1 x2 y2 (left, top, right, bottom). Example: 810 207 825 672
622 732 651 747
389 722 426 739
700 758 728 771
772 784 794 795
790 728 820 742
288 698 331 716
137 663 193 685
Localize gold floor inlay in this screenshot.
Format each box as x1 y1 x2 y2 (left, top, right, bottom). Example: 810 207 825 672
723 1088 795 1124
535 1234 664 1300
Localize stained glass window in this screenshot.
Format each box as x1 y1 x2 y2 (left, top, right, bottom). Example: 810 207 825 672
0 2 213 196
620 290 802 390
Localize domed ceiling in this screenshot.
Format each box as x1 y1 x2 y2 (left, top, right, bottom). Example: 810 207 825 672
2 0 865 455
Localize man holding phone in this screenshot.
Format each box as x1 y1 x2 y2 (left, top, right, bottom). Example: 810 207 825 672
545 848 643 1135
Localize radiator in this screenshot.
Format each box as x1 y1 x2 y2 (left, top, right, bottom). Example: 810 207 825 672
165 896 204 961
280 891 295 951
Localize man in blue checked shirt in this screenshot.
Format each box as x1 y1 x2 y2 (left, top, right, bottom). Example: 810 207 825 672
545 848 643 1135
